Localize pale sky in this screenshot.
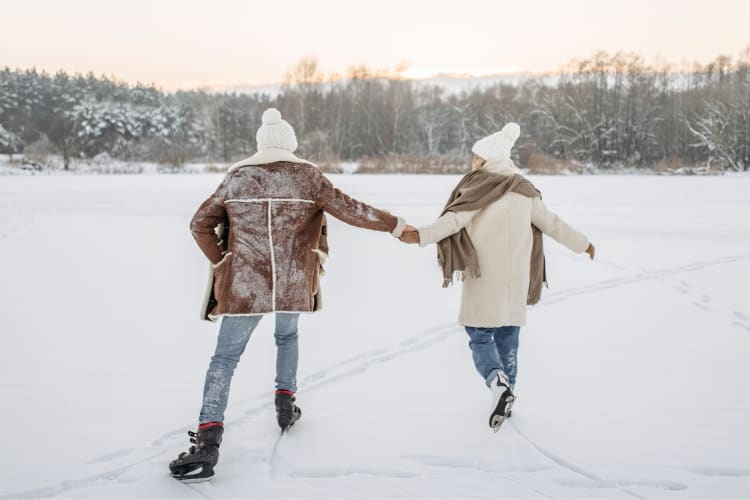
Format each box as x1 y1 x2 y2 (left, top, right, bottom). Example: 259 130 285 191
3 0 749 89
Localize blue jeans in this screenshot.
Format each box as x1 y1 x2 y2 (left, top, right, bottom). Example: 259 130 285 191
464 326 521 388
198 313 300 424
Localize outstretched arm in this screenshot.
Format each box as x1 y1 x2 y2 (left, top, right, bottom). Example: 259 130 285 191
413 209 480 246
314 170 407 237
530 197 590 254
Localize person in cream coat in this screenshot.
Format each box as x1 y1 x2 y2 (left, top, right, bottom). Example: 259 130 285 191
401 123 595 431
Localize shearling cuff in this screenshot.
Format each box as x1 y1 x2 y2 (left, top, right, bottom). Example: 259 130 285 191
311 248 328 265
391 217 407 238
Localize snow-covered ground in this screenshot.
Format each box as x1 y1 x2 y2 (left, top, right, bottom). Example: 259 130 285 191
1 173 749 499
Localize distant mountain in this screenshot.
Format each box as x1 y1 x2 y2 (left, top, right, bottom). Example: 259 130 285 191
411 72 560 93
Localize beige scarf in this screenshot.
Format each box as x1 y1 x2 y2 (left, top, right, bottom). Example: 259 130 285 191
437 169 547 305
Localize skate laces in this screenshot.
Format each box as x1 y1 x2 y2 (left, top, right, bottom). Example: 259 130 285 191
186 430 198 454
277 405 294 419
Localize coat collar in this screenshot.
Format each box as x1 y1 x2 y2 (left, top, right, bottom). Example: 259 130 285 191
228 148 317 172
481 158 521 176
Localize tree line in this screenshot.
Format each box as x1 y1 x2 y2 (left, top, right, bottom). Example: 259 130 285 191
1 48 748 172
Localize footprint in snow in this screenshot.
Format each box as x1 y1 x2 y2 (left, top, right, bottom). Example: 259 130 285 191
691 293 713 311
617 477 688 491
732 311 750 332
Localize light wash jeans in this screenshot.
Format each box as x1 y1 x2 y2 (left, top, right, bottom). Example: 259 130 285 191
464 326 521 388
198 313 300 424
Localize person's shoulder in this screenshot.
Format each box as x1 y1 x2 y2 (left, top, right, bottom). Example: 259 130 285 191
294 161 321 172
293 162 327 182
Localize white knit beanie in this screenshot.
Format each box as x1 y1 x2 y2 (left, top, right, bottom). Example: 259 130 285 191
471 122 521 161
256 108 298 152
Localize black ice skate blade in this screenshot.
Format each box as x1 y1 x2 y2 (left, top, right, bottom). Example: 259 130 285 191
490 415 506 433
489 395 515 432
171 464 215 483
279 418 299 434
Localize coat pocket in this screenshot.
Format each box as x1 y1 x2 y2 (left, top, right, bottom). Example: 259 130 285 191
212 252 233 305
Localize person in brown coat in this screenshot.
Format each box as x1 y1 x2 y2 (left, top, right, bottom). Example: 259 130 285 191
169 108 413 482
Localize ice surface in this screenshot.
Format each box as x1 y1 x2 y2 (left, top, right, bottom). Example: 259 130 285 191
1 173 749 498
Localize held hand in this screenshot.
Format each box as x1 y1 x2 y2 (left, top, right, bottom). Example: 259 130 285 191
585 243 595 261
404 224 417 233
399 230 420 245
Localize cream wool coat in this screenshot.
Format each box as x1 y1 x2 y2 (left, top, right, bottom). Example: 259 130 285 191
418 159 589 327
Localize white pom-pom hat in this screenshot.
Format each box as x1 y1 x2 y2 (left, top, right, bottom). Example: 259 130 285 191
256 108 298 152
472 122 521 162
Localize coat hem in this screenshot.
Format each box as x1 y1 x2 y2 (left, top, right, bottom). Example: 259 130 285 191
458 317 526 328
207 310 318 321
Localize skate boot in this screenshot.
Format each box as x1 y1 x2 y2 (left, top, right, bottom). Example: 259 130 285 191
506 392 516 418
488 372 515 432
169 422 223 482
275 390 302 431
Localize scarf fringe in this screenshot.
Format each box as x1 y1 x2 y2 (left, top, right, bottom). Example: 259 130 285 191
441 269 481 288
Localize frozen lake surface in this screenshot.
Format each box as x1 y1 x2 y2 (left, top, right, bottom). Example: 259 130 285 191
1 173 749 498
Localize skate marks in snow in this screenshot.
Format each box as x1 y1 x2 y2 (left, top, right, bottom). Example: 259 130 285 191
541 252 750 307
554 477 687 493
223 322 460 434
177 480 212 500
269 431 292 479
8 253 747 499
300 323 458 390
262 323 462 480
508 420 693 495
159 324 460 480
85 448 136 464
507 421 647 500
0 323 460 499
403 453 551 474
0 450 183 500
686 466 750 477
402 454 554 499
614 478 687 491
405 450 689 497
288 463 419 480
197 322 458 481
593 258 648 274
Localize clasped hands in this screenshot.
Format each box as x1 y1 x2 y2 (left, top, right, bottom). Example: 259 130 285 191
399 224 419 244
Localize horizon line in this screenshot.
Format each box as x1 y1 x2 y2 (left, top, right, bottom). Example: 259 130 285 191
4 48 748 94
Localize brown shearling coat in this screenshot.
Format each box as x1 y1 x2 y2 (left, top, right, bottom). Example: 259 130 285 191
190 161 399 319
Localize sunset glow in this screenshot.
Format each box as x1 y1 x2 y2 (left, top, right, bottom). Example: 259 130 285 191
2 0 749 90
